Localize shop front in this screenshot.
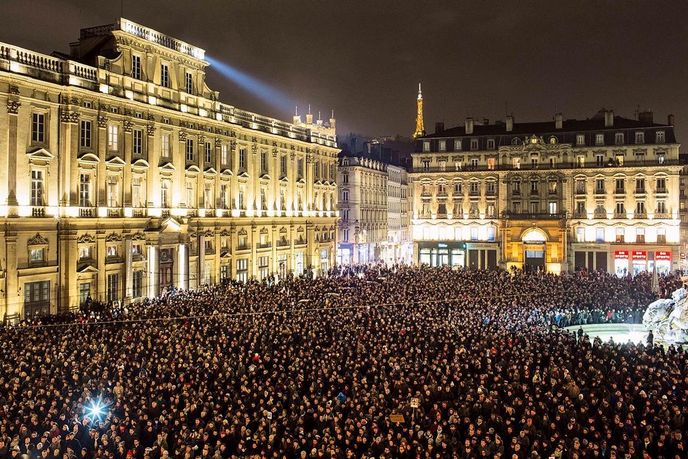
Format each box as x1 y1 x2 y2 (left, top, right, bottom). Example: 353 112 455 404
613 249 674 276
418 242 466 267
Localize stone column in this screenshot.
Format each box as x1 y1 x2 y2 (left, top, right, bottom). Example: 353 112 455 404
147 244 158 298
6 98 20 210
97 232 106 300
5 232 19 317
199 233 206 285
124 237 132 303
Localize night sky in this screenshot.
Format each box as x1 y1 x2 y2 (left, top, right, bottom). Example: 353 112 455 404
2 1 688 144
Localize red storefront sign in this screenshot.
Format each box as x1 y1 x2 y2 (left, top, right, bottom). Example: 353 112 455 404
614 250 629 260
655 251 672 261
632 250 647 261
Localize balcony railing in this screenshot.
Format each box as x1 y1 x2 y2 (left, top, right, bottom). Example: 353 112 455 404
655 212 671 219
31 206 46 217
107 208 122 218
410 159 682 174
79 207 95 218
502 211 566 220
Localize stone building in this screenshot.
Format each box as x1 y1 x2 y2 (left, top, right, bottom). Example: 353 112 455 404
411 106 681 274
0 18 338 319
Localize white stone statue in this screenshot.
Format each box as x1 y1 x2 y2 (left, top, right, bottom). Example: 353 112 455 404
643 281 688 344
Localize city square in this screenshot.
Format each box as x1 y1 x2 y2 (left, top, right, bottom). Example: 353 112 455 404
1 1 688 458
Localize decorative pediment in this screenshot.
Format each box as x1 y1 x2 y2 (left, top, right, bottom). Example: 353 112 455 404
159 162 176 174
77 264 99 274
131 232 146 241
106 232 122 242
77 153 100 166
185 165 201 175
220 168 233 177
279 175 288 182
132 159 150 170
77 233 96 244
238 228 248 236
204 230 214 238
220 229 230 237
259 173 271 181
26 148 54 165
204 167 218 176
160 217 182 233
220 250 231 259
238 171 250 178
27 233 48 246
106 156 126 168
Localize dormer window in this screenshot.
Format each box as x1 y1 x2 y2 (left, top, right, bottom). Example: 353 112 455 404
438 140 446 151
615 133 624 145
656 130 665 143
422 141 430 152
454 139 462 150
635 131 645 144
595 133 604 146
486 139 495 150
576 134 585 146
470 139 479 150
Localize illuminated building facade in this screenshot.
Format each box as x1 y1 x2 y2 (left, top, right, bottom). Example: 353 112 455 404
336 154 388 265
411 110 681 274
0 18 338 319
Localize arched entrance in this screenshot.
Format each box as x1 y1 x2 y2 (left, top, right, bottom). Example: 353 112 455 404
521 228 548 272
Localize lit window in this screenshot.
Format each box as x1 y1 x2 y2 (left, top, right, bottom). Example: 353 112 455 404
161 133 170 158
576 134 585 146
79 174 91 207
31 169 44 206
470 139 479 150
656 130 665 143
205 142 212 164
615 133 624 145
239 148 247 171
438 140 446 151
108 125 119 151
487 139 495 149
454 139 462 150
221 144 229 165
29 248 45 263
595 133 604 146
635 131 645 144
423 141 430 152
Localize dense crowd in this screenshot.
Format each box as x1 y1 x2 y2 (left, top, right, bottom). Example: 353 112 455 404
0 267 686 459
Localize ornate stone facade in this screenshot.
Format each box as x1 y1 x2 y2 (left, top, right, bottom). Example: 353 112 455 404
0 19 338 318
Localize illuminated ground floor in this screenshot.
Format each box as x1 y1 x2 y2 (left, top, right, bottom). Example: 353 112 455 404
1 215 336 320
411 219 680 274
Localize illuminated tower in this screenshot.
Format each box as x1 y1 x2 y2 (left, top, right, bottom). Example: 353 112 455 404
413 82 425 139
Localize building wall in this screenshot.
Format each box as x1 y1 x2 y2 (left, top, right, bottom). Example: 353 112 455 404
410 116 682 273
0 20 338 319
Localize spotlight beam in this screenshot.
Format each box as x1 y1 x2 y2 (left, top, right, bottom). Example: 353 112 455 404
206 56 298 114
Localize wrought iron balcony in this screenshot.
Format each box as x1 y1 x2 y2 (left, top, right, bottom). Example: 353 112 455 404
502 211 566 220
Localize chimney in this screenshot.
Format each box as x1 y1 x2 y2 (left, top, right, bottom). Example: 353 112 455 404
506 115 514 132
604 109 614 127
329 109 336 130
293 106 301 125
554 113 563 130
465 117 474 135
435 121 444 133
638 110 653 124
668 114 675 126
306 104 313 125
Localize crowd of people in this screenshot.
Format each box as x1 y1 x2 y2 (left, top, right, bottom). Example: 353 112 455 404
0 267 686 459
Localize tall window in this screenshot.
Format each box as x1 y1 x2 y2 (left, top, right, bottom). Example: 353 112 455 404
220 184 229 208
80 120 92 148
615 201 625 216
297 158 304 179
636 177 645 193
186 139 194 162
205 142 212 164
31 169 44 206
657 200 666 215
132 177 143 207
133 129 143 155
438 140 446 152
342 190 349 201
204 182 213 208
261 150 268 174
576 134 585 146
79 173 91 207
656 130 665 143
132 271 143 298
595 133 604 146
107 176 119 207
260 187 267 210
221 144 229 165
280 155 287 176
108 125 119 151
161 179 170 207
161 133 170 158
595 179 605 193
635 131 645 144
656 177 666 192
185 71 193 94
131 55 141 80
238 187 245 210
239 148 247 171
32 113 45 143
615 133 624 145
615 178 625 193
636 201 646 216
186 181 195 208
107 273 119 302
160 64 170 88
